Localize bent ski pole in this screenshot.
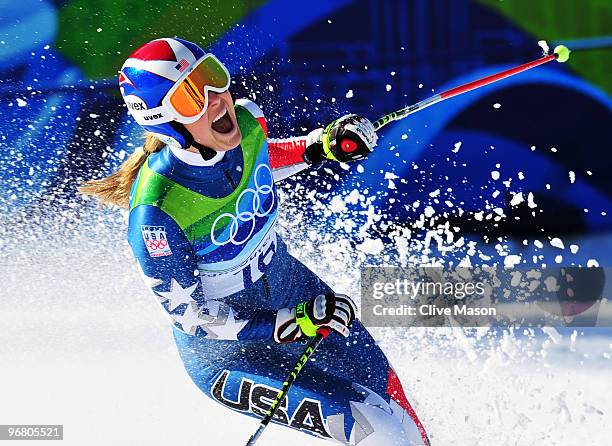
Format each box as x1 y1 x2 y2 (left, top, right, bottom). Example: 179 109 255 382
373 45 571 131
244 328 332 446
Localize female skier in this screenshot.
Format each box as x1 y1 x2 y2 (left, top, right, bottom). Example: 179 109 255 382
81 37 429 445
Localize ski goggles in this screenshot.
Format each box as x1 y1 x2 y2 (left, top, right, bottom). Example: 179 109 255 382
162 54 231 123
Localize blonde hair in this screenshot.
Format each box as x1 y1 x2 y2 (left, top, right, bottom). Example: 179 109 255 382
78 133 165 208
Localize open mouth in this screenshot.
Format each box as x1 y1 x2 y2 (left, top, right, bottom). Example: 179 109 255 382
210 106 234 134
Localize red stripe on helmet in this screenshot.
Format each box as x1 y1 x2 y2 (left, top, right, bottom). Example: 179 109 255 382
118 71 137 89
130 39 176 62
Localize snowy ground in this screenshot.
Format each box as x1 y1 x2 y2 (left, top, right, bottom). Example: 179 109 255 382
1 214 610 446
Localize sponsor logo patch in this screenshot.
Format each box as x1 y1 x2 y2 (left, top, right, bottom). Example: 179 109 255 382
124 94 147 111
141 225 172 257
211 370 332 439
143 112 163 120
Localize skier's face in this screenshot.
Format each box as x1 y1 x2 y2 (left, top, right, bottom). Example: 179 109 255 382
183 90 242 152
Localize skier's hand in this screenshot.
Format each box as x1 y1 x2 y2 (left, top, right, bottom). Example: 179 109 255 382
274 292 357 343
303 114 378 164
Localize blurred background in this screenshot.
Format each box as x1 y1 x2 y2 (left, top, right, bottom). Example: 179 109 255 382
1 1 611 444
1 0 611 260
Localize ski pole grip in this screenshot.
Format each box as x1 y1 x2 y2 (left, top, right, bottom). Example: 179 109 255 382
316 327 332 338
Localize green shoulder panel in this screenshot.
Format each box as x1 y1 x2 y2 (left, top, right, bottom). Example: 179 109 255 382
129 104 267 242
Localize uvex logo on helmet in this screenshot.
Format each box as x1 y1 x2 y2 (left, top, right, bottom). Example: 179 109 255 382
123 95 147 111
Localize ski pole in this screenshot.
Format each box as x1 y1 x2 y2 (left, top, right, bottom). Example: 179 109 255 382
373 45 571 131
244 327 332 446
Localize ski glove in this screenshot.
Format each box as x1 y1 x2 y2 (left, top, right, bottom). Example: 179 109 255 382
274 292 358 343
303 114 378 164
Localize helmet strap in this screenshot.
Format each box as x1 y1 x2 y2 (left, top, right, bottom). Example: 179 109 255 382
169 121 217 161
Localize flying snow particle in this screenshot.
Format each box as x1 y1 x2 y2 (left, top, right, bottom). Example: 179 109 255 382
96 28 103 32
491 171 500 180
510 192 524 206
356 165 364 173
424 206 435 218
527 192 537 208
538 40 550 55
570 244 579 254
569 171 575 183
418 83 423 88
345 90 354 98
504 255 522 267
550 237 565 249
329 195 347 213
587 259 599 267
401 134 408 140
16 98 27 107
493 103 501 109
345 189 360 205
452 141 462 153
385 84 392 92
358 238 384 255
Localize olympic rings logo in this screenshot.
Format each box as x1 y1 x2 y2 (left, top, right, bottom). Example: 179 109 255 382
146 239 168 250
211 164 276 246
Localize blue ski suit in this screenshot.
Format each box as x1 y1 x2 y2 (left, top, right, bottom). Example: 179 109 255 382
127 99 429 445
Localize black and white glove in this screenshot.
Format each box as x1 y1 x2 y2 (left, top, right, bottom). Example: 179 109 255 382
274 292 358 343
303 114 378 164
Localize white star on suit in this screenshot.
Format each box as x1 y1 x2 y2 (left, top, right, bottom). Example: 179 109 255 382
156 278 198 311
203 306 248 341
171 303 206 335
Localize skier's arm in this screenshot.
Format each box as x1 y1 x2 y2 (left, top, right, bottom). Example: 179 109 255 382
267 133 318 180
237 99 378 180
128 205 277 341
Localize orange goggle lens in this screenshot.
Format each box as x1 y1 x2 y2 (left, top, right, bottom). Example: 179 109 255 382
168 56 230 118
